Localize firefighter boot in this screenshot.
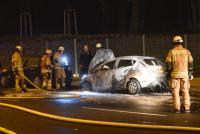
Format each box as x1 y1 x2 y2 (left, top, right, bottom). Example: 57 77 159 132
47 80 52 91
61 79 66 89
15 79 21 92
42 79 47 89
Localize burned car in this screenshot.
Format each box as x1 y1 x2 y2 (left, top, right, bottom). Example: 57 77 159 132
81 56 168 94
0 56 73 89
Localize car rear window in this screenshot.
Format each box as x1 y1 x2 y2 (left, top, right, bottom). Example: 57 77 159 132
144 59 160 66
118 60 134 68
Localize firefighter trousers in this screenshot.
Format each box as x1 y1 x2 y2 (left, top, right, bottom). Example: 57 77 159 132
14 70 26 92
55 69 66 90
41 69 52 90
170 78 190 111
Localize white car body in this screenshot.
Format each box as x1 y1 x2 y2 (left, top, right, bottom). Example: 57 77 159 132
81 56 168 94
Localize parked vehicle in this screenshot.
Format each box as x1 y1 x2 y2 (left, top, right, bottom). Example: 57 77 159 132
81 56 168 94
0 56 73 89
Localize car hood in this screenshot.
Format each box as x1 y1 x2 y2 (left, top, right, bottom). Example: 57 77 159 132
89 49 115 71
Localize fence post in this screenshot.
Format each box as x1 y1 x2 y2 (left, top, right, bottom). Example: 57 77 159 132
106 38 109 49
142 34 146 56
74 38 78 74
45 40 48 49
184 34 187 48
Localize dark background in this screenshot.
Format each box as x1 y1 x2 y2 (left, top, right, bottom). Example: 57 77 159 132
0 0 200 35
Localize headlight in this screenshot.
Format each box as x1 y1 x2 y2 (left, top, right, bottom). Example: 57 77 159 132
61 56 68 65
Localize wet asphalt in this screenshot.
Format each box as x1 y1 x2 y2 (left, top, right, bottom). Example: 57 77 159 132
0 89 200 134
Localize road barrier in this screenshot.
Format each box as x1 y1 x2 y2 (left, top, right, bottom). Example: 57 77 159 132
0 102 200 132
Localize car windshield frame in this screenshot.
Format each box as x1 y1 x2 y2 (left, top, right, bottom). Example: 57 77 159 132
116 59 136 69
143 58 161 66
99 60 116 71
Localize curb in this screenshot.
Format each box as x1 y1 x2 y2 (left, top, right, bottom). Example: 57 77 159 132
0 94 80 99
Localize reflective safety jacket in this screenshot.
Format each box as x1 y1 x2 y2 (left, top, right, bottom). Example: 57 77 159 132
40 54 52 70
53 52 62 69
11 51 23 70
165 45 193 78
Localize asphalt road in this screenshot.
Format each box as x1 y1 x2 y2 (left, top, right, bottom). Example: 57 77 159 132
0 89 200 134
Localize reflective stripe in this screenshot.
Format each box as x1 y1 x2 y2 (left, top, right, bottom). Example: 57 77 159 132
171 72 188 78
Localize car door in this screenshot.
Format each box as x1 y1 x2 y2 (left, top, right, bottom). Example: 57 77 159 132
114 59 136 89
93 60 116 90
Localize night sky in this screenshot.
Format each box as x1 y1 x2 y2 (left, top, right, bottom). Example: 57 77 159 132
0 0 199 36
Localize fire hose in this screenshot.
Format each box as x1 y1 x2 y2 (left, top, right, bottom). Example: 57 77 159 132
18 72 47 92
0 127 16 134
0 102 200 132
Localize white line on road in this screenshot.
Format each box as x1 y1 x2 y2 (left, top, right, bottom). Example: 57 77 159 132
82 107 167 117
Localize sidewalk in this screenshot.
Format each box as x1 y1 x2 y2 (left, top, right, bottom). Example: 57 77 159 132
0 78 199 98
0 88 80 98
190 77 200 93
190 77 200 88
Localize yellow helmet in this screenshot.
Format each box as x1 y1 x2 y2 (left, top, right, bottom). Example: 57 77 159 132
173 36 183 44
46 49 52 54
16 45 22 51
58 46 64 51
96 43 102 48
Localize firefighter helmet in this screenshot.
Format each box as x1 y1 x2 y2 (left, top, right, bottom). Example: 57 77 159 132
16 45 22 51
96 43 102 48
173 36 184 44
58 46 64 51
46 49 52 54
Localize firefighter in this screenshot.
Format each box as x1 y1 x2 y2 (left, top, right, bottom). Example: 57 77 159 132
165 35 193 113
40 49 53 90
96 43 102 50
11 45 27 92
53 46 66 90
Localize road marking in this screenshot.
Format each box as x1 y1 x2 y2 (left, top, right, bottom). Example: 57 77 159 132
82 107 167 117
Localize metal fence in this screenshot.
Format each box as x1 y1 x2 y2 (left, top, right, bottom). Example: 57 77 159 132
0 34 200 76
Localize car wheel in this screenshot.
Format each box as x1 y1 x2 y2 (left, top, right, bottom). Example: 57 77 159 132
127 79 141 95
81 81 92 91
33 76 42 87
0 75 8 88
